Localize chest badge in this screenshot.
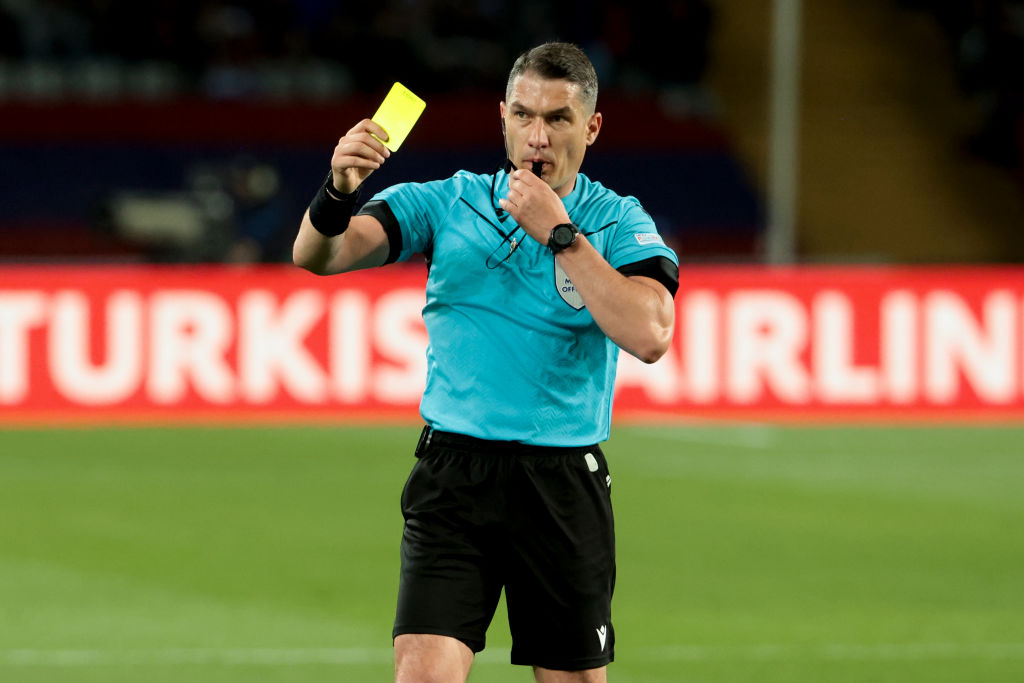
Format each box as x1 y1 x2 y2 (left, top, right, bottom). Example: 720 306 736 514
554 261 585 310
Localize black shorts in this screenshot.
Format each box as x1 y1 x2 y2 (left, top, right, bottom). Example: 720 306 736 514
393 426 616 671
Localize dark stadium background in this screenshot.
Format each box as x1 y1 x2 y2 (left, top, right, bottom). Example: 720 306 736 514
2 0 1019 266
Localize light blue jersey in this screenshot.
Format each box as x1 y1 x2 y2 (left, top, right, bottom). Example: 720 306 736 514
361 169 678 446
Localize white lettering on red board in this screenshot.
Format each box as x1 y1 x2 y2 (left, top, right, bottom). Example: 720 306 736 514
923 290 1016 404
50 290 143 404
238 289 326 404
615 288 1024 406
0 287 427 407
0 292 47 403
2 283 1023 410
149 290 236 404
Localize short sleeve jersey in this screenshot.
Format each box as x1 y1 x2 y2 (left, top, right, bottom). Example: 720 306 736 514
361 169 678 446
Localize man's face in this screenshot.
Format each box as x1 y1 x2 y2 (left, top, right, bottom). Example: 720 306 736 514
500 71 602 198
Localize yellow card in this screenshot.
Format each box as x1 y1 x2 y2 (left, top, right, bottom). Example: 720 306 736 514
371 82 426 151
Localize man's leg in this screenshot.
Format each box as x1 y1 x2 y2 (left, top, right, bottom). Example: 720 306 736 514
534 665 607 682
506 447 616 673
395 634 474 683
394 436 503 680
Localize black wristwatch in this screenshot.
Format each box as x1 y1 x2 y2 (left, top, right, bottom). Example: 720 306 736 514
547 222 579 254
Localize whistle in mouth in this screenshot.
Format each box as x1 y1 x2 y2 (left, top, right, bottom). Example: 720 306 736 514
531 161 543 177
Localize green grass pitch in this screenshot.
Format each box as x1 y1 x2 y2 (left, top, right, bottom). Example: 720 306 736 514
1 423 1023 682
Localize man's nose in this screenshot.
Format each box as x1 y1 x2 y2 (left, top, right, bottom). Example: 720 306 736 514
527 118 549 148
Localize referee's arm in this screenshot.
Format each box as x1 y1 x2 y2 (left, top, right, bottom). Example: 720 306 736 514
555 235 675 364
501 168 675 364
293 119 393 275
294 212 389 275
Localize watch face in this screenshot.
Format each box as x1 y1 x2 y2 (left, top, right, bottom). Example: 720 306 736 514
549 223 578 252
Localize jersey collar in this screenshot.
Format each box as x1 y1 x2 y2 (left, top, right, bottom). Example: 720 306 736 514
560 172 586 215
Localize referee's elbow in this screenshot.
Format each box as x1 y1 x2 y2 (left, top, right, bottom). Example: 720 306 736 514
293 252 329 276
631 326 673 364
634 345 668 365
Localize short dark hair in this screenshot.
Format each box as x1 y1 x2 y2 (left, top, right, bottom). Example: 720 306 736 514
506 42 598 113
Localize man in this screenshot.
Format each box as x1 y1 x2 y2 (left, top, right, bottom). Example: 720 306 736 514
294 42 678 683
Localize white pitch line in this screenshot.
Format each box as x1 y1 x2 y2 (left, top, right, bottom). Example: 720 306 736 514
820 643 1024 660
4 643 1024 667
640 643 1024 661
1 648 396 667
629 423 777 450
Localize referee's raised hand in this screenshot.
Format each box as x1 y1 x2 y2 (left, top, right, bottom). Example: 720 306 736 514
500 168 571 245
330 119 392 194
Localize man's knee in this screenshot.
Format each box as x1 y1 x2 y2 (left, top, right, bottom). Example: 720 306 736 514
533 665 607 683
394 634 474 683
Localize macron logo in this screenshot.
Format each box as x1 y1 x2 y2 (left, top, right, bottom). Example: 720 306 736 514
596 625 608 651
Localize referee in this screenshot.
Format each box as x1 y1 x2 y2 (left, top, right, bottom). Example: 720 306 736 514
294 42 678 683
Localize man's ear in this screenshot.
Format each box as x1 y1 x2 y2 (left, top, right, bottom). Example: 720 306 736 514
586 112 603 146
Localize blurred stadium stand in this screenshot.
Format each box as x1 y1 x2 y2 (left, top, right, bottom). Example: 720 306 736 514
709 0 1023 263
0 0 1021 264
901 0 1024 169
0 0 762 263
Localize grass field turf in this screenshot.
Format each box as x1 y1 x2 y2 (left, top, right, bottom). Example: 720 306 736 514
1 423 1022 682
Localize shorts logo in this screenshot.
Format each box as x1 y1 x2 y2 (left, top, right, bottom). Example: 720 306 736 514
554 261 585 310
596 625 608 651
584 452 599 472
634 232 663 245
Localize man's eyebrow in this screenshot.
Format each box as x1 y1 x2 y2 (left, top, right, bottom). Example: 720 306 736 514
509 103 575 118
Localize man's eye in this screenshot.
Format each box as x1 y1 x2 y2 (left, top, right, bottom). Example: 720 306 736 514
514 111 528 119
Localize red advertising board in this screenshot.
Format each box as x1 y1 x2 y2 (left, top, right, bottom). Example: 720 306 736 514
3 264 1024 424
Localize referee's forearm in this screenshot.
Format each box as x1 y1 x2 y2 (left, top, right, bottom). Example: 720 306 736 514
293 209 340 275
555 236 674 363
294 212 391 275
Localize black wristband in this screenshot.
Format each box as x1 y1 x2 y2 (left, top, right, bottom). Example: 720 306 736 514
309 172 359 237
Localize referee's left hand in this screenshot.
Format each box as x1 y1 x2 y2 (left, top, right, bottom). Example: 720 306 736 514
499 170 571 246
